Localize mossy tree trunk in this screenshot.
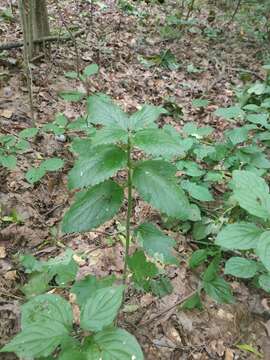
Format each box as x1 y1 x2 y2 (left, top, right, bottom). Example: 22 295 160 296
19 0 50 60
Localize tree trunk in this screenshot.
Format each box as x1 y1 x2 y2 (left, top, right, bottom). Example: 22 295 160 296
19 0 50 60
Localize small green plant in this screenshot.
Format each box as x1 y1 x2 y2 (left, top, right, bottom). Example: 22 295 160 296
0 128 38 169
61 93 195 285
138 49 180 70
1 251 143 359
25 157 64 184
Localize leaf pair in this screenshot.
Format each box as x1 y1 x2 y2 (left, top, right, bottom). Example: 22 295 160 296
1 286 144 359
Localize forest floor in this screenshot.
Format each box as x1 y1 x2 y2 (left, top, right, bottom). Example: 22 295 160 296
0 0 270 359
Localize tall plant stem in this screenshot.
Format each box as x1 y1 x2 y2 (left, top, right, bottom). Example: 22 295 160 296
123 134 132 283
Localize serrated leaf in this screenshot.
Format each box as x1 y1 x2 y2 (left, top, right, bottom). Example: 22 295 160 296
189 249 208 269
226 127 248 145
87 94 128 130
91 126 128 145
231 170 270 220
133 128 183 157
0 323 70 358
214 106 243 120
133 160 190 219
59 90 85 101
129 105 167 131
68 145 126 189
258 273 270 292
19 127 38 139
80 286 124 332
247 82 266 95
203 276 234 304
224 257 258 278
256 232 270 271
83 64 99 77
62 180 124 233
181 180 213 202
22 294 73 330
128 250 159 291
215 223 263 250
41 158 64 171
181 292 203 310
182 122 213 138
135 223 178 265
70 138 92 156
71 275 116 307
0 155 16 169
83 328 144 360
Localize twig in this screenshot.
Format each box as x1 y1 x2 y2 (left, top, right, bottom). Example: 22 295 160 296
0 29 85 51
140 290 197 327
227 0 242 26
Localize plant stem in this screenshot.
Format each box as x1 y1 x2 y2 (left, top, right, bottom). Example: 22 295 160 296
123 134 132 283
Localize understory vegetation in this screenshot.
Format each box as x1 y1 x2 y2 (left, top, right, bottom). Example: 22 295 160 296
1 0 270 359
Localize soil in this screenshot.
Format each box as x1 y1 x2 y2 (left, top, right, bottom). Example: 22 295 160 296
0 1 270 359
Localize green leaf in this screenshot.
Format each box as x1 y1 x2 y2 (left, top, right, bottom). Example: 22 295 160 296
62 180 124 233
20 254 43 273
41 158 64 171
182 122 213 138
83 64 99 77
215 223 263 250
46 249 78 285
258 273 270 292
70 138 92 156
176 160 205 177
189 249 208 269
214 106 243 120
203 277 234 304
257 232 270 271
224 257 258 278
83 328 144 360
181 180 214 202
247 82 266 95
91 126 128 145
192 99 209 108
135 223 178 265
19 127 38 139
203 257 220 282
87 94 128 130
59 349 87 360
59 90 85 102
149 276 173 297
181 292 203 310
0 155 17 169
236 344 263 358
133 160 190 220
133 128 183 157
129 105 167 131
68 145 126 189
71 275 116 307
21 271 51 298
80 286 124 332
54 113 68 127
128 250 159 291
226 127 248 145
0 323 70 358
246 113 269 127
25 167 46 184
22 294 73 330
231 170 270 220
64 71 79 79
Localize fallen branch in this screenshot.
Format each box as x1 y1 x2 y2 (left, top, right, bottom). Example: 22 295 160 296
0 29 85 51
140 289 197 327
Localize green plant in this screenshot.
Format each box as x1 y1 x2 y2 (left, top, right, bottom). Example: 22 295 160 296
1 251 143 359
0 128 38 169
61 93 196 286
